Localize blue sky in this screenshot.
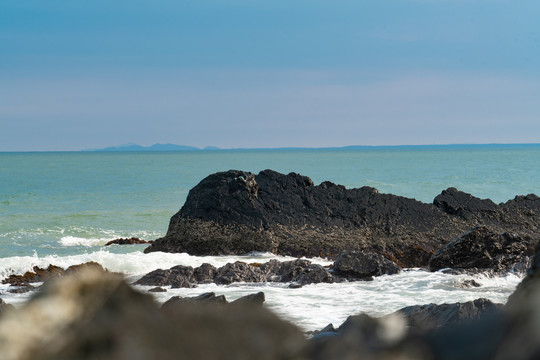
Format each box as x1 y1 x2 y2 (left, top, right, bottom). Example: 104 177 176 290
1 0 539 150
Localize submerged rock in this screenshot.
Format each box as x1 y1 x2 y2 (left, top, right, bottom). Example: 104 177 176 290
428 226 533 273
145 170 540 268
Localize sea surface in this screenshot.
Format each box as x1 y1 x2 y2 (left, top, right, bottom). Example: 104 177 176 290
1 145 538 330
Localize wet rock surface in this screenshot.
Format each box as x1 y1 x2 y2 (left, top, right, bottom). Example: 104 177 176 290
135 258 339 287
145 170 540 268
333 251 400 280
428 226 534 273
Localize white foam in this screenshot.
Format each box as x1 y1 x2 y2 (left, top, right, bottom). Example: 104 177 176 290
136 268 523 331
0 252 523 332
59 236 110 247
0 250 331 281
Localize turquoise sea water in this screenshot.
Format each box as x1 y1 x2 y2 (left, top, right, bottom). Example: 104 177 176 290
1 145 539 259
1 146 537 329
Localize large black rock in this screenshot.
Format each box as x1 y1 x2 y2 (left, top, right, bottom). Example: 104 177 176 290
428 226 533 273
333 251 400 280
145 170 540 268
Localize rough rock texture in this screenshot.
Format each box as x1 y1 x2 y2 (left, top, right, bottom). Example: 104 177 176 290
104 237 150 246
333 251 400 280
397 298 503 330
428 226 533 273
145 170 540 267
135 259 336 288
0 269 306 360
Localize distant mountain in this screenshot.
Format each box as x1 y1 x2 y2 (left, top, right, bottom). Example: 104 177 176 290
92 143 208 152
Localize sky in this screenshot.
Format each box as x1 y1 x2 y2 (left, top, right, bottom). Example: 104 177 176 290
1 0 539 151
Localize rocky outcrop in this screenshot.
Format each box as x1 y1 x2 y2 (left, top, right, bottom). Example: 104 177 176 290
135 259 337 288
105 237 150 246
333 251 400 280
428 226 533 273
145 170 540 268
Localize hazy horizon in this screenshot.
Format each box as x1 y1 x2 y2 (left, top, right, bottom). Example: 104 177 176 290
1 1 539 151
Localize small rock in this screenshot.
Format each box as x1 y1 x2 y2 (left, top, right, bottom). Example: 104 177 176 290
148 287 167 293
104 237 149 246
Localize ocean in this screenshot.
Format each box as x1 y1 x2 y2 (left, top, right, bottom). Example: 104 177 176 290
1 145 538 330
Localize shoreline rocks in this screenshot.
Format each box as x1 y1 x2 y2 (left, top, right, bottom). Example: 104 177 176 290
2 245 540 359
134 259 339 288
144 170 540 268
134 254 400 288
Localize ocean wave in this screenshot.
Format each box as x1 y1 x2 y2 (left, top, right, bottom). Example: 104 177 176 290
59 236 110 247
0 252 523 332
0 250 332 281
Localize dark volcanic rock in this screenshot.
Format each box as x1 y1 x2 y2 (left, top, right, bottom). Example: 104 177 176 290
260 259 335 284
333 251 400 280
214 262 266 285
428 226 533 273
134 265 196 288
145 170 540 268
135 258 338 288
397 298 503 330
104 237 149 246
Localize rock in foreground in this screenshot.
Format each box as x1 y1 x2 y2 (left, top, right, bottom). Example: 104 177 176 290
0 268 306 360
145 170 540 267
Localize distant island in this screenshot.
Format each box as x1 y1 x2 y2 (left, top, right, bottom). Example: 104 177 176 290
89 143 220 152
86 143 540 152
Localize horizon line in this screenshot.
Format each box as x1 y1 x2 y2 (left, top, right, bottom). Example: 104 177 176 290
2 142 540 153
